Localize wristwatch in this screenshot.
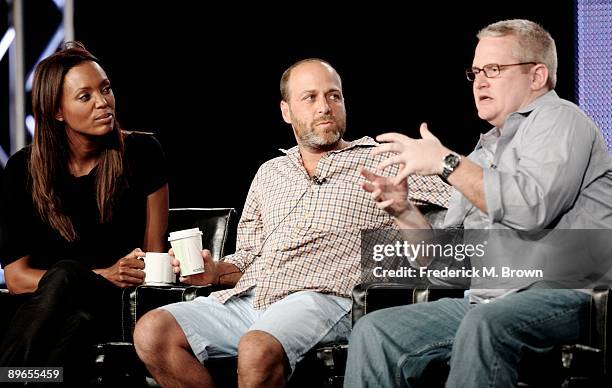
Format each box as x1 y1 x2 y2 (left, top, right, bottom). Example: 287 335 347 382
441 153 461 180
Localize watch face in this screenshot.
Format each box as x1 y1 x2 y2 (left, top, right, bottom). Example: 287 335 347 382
441 153 461 180
444 154 460 167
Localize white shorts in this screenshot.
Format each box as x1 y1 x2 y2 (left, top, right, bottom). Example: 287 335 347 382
160 288 351 372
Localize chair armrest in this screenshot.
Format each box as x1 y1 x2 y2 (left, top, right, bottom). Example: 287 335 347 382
351 283 416 326
555 287 612 383
351 283 466 326
131 284 227 320
589 287 612 377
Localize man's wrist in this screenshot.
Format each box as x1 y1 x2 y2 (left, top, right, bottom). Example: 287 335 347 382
393 204 431 229
390 199 413 218
210 263 221 285
216 262 242 286
440 152 461 181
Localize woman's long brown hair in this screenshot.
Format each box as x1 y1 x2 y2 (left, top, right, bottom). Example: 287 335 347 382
29 42 125 242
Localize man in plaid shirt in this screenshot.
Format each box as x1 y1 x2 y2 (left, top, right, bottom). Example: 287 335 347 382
134 59 449 387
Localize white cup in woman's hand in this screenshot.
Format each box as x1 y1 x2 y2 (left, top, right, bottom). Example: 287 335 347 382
143 252 175 285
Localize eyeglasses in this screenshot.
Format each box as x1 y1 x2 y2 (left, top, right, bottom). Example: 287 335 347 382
465 62 537 81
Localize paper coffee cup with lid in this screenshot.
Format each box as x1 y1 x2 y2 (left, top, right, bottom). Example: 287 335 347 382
143 252 175 285
168 227 205 276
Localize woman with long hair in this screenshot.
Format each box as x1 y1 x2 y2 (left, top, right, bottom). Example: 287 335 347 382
0 42 169 383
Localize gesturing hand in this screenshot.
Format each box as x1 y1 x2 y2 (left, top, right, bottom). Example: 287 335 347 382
170 249 219 286
99 248 146 288
373 123 449 185
360 167 415 218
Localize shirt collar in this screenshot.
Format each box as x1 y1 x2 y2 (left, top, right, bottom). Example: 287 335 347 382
278 136 377 158
516 89 559 115
475 89 559 150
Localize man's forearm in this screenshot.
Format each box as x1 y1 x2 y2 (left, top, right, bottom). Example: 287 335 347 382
394 204 431 230
447 157 487 213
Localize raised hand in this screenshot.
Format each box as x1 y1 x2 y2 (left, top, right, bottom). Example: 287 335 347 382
373 123 449 185
360 167 413 217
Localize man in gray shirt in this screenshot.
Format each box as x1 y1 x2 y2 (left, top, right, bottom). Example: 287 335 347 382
345 19 612 387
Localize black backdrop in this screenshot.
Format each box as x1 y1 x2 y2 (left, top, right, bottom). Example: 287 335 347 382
2 1 576 213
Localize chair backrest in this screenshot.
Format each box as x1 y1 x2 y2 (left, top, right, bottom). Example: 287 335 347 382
167 208 238 261
590 287 611 376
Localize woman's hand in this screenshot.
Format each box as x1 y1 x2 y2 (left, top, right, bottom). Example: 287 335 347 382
97 248 146 288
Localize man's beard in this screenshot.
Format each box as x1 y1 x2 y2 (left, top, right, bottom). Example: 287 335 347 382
294 115 346 151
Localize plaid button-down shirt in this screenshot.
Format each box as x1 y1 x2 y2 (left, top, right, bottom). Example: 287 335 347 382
211 137 450 309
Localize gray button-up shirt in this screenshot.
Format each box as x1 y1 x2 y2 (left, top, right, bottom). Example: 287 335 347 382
443 90 612 302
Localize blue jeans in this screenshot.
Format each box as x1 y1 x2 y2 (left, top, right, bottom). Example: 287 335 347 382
343 289 590 388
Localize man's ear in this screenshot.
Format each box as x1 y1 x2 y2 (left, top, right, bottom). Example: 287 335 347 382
531 64 549 90
280 100 292 124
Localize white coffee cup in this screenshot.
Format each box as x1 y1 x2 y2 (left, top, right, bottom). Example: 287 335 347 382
143 252 175 285
168 228 205 276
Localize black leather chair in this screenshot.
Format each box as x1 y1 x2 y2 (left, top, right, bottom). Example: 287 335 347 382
127 207 237 329
348 283 611 388
93 207 238 386
121 207 238 334
0 207 238 387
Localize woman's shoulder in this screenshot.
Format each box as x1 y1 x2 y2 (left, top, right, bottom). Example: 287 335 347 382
123 130 161 144
4 146 32 175
121 131 167 188
3 146 32 195
123 130 163 154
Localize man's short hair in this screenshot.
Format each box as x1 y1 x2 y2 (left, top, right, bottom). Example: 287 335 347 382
280 58 338 101
478 19 557 89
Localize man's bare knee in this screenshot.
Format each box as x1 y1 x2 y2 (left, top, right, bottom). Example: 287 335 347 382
134 309 214 387
134 309 188 363
237 330 287 377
